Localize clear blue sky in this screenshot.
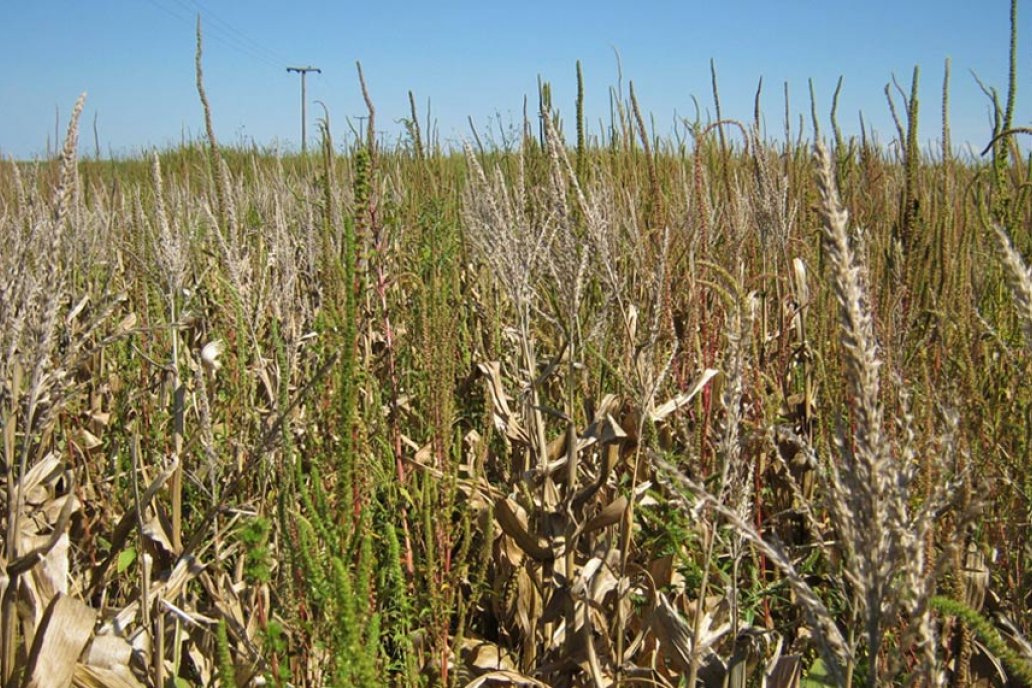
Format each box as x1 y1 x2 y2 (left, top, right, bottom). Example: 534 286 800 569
1 1 1027 159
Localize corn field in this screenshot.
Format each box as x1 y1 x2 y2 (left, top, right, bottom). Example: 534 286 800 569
2 17 1032 688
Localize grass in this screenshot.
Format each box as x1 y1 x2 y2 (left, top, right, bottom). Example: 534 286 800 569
2 19 1032 688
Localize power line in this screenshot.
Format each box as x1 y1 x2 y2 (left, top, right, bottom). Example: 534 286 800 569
143 0 282 70
168 0 285 67
184 0 291 66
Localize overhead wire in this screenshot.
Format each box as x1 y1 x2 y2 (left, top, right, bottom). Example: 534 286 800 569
166 0 286 68
184 0 292 67
143 0 284 71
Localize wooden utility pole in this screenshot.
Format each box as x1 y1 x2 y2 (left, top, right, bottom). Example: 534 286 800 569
287 65 321 154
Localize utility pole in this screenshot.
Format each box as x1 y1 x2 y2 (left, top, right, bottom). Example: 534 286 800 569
287 65 321 154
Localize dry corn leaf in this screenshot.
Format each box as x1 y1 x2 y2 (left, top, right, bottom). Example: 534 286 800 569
184 625 215 687
78 428 103 451
578 495 627 536
588 552 622 605
649 368 719 423
648 555 678 592
476 361 530 444
582 413 628 446
36 493 80 528
514 566 542 639
650 592 694 674
140 508 176 557
19 453 63 506
465 428 483 447
23 593 97 688
545 431 568 463
12 530 73 642
82 633 133 670
595 394 623 419
459 637 518 674
650 592 731 678
72 663 145 688
494 497 553 561
30 530 71 605
104 555 205 635
539 577 569 626
766 654 802 688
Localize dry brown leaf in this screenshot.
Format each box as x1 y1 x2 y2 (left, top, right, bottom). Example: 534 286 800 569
140 509 176 557
72 664 145 688
648 555 682 593
36 493 80 528
583 413 628 446
185 629 215 687
494 497 553 561
539 581 568 627
103 555 205 635
587 552 622 605
476 361 530 444
459 637 518 674
23 593 97 688
766 655 801 688
650 592 694 674
78 428 103 451
578 495 627 536
650 593 731 679
514 566 542 639
545 431 568 463
649 368 719 423
82 633 133 670
20 453 63 506
28 531 71 619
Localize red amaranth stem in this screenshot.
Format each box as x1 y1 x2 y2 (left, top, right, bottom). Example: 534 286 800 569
371 210 416 578
437 519 453 687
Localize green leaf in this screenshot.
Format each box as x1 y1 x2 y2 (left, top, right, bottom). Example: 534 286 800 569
801 657 836 687
116 547 137 573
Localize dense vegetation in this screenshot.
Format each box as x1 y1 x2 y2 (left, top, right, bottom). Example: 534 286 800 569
3 15 1032 688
